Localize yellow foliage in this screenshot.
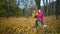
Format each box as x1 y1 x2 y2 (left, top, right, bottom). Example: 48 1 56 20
0 16 60 34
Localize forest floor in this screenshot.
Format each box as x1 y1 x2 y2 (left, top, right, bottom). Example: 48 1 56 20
0 15 60 34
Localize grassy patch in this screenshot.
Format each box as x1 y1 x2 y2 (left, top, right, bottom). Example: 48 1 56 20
0 16 60 34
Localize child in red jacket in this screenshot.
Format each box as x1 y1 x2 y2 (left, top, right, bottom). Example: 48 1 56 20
34 9 47 30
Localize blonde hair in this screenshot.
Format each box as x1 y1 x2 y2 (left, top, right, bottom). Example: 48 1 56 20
32 10 38 15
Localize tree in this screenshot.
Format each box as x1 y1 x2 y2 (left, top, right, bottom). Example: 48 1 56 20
7 0 16 18
43 0 46 16
46 0 49 16
35 0 41 10
48 0 50 16
16 0 20 17
56 0 60 20
51 0 54 15
7 0 11 18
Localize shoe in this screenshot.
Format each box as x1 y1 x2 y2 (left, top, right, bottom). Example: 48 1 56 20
34 28 37 30
43 24 47 28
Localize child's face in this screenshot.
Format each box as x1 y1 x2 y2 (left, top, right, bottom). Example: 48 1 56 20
38 10 41 13
33 10 36 14
34 10 36 13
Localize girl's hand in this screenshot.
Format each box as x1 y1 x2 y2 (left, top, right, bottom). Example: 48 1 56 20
34 15 38 18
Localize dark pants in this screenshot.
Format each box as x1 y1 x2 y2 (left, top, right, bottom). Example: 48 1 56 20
35 19 44 29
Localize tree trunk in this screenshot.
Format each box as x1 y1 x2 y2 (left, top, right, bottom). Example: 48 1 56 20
51 0 53 15
7 0 11 19
56 0 58 20
48 0 50 16
43 0 46 16
16 0 20 18
46 0 49 16
35 0 41 10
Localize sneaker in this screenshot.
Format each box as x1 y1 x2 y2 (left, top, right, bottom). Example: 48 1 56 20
34 28 37 30
43 24 47 28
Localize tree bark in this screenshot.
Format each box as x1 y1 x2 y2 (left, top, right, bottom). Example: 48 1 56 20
46 0 49 16
56 0 58 20
16 0 20 18
43 0 46 16
35 0 41 10
48 0 50 16
7 0 11 19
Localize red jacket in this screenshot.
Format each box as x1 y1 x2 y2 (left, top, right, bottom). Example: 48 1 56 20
38 11 44 21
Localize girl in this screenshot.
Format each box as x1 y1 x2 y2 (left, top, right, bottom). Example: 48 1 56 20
32 10 38 30
32 10 38 21
34 9 47 30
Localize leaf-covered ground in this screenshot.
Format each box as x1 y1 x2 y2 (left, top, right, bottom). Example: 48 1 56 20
0 16 60 34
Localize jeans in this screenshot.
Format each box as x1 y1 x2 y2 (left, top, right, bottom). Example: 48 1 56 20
35 19 44 29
